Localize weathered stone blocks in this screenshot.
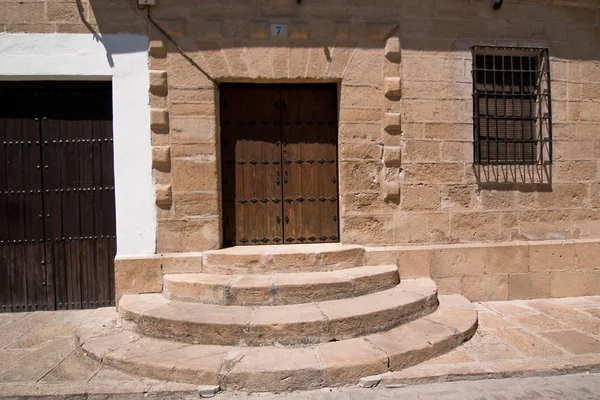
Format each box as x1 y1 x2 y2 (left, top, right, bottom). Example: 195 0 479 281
120 280 438 346
155 184 173 206
384 36 401 63
150 108 169 130
205 19 223 38
157 218 220 252
149 70 168 94
79 294 477 392
148 40 167 57
529 242 577 271
250 20 269 39
114 255 163 303
318 338 388 386
382 146 401 168
384 77 402 98
368 22 397 41
172 159 218 192
508 272 552 300
155 18 186 36
133 2 600 301
382 167 401 203
551 270 599 297
289 21 308 39
334 22 349 40
152 146 171 169
384 112 402 133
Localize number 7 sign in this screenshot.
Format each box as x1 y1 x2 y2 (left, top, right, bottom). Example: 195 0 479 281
270 24 288 37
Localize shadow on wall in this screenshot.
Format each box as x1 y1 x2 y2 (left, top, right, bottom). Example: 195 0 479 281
474 164 552 188
82 0 600 198
82 0 600 60
72 0 148 68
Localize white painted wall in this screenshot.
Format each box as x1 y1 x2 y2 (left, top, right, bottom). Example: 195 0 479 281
0 34 156 256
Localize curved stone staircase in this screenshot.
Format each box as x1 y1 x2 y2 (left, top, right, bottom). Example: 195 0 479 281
77 244 478 392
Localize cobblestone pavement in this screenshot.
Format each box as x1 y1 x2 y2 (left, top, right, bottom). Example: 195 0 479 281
0 296 599 398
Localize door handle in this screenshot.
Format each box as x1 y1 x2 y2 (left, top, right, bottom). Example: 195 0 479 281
277 216 281 223
285 216 289 224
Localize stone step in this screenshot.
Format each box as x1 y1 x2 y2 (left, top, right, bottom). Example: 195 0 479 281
119 278 438 346
78 295 477 392
163 264 400 306
202 243 366 274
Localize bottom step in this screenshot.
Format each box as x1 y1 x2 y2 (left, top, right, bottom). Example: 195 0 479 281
77 295 477 392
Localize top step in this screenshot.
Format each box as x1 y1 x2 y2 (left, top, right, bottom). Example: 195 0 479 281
203 244 366 274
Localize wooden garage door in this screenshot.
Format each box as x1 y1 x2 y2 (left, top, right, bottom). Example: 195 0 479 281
221 84 339 246
0 82 116 312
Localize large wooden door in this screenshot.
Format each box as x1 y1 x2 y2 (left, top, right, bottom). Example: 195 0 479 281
0 89 46 312
221 85 283 246
220 83 339 246
0 82 116 312
281 85 339 244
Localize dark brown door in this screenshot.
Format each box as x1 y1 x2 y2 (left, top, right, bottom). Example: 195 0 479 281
221 85 283 246
0 82 116 312
220 83 339 246
0 89 46 313
281 85 339 244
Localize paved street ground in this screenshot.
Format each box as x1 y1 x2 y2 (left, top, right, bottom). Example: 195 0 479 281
0 296 599 398
381 296 600 385
232 373 600 399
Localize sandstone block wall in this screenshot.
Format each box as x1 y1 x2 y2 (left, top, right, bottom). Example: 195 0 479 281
1 0 600 299
136 0 600 251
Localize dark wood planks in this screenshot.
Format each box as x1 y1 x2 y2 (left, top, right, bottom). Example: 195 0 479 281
0 81 115 312
281 84 339 244
221 84 283 246
220 83 339 247
0 88 46 312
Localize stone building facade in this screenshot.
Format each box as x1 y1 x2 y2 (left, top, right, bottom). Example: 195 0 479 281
1 0 599 303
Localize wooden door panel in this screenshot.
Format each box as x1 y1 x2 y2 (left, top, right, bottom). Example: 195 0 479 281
0 81 115 312
41 83 115 310
221 83 340 247
281 85 339 244
0 88 46 312
221 84 283 246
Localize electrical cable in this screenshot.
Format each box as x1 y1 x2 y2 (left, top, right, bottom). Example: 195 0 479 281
140 4 218 87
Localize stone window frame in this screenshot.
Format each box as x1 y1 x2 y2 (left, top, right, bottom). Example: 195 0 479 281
472 46 552 167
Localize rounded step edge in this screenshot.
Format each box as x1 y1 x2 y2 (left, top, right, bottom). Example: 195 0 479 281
163 264 400 306
77 294 477 393
118 278 439 347
202 244 367 275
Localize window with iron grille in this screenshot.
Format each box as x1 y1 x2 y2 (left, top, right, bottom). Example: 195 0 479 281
472 47 552 165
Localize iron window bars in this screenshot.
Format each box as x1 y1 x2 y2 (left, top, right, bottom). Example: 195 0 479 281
472 46 552 165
